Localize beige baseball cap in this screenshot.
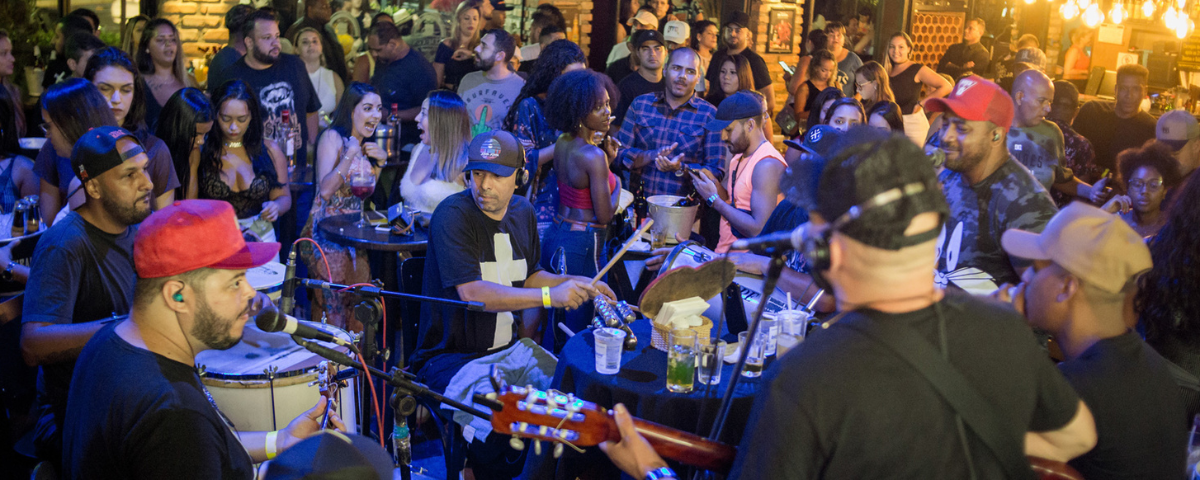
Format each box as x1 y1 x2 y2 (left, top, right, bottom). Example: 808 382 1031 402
1000 202 1151 293
628 10 659 29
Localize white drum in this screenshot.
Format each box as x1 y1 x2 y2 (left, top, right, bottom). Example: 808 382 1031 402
195 319 358 433
246 261 286 301
660 242 790 321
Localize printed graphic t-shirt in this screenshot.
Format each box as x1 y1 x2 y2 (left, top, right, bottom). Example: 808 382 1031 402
1007 120 1071 192
207 53 321 165
457 72 526 134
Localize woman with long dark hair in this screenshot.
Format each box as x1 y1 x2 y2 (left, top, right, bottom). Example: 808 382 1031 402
34 79 119 223
300 81 384 330
120 15 150 56
137 19 194 131
0 30 24 140
824 97 865 132
866 100 904 133
541 69 621 349
805 86 844 131
155 88 215 200
704 54 753 109
502 39 588 237
0 82 39 214
1136 173 1200 420
191 80 291 243
401 90 470 216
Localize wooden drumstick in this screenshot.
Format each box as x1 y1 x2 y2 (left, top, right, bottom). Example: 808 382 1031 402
591 219 654 286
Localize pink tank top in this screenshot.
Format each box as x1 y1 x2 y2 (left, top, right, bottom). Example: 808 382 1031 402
559 172 618 210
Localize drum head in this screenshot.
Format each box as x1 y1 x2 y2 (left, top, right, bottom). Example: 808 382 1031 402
658 241 706 277
246 261 286 294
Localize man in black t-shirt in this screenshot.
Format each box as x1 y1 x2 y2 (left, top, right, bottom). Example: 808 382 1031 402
937 18 991 80
21 127 154 467
1072 64 1158 183
600 128 1096 479
207 9 321 166
705 12 775 114
412 131 614 478
614 29 666 127
207 4 256 87
62 199 340 479
367 21 437 148
998 202 1187 478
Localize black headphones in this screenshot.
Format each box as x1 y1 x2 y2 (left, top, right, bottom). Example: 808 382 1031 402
801 182 931 289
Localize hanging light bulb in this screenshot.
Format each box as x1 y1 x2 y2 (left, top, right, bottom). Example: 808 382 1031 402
1063 0 1082 19
1166 6 1178 29
1025 0 1035 5
1111 1 1127 23
1084 2 1105 26
1178 0 1187 10
1178 19 1190 37
1143 0 1156 16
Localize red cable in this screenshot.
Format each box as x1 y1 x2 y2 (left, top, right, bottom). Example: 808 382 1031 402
291 237 332 281
356 349 385 448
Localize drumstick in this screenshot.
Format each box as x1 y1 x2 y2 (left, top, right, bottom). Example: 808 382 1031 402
591 219 654 286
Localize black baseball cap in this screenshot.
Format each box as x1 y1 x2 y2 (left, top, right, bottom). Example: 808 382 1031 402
262 432 393 480
466 130 526 177
71 126 145 183
491 0 515 11
784 124 841 157
632 29 666 50
814 126 948 250
705 91 765 131
723 11 750 28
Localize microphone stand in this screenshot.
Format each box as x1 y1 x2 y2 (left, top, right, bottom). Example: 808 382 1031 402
297 278 486 311
705 253 787 445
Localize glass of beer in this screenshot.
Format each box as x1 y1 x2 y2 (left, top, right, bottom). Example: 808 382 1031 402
738 330 766 378
667 329 697 393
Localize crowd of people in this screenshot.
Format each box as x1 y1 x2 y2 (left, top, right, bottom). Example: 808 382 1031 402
0 1 1197 479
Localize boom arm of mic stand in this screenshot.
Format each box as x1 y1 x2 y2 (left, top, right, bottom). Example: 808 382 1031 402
298 278 486 311
707 254 786 442
291 336 493 421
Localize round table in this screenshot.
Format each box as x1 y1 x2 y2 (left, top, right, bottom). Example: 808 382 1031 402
317 213 428 252
524 319 761 478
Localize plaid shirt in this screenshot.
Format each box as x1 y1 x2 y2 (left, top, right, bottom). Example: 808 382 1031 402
616 92 726 196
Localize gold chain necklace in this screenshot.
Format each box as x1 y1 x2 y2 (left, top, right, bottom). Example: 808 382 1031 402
224 141 243 149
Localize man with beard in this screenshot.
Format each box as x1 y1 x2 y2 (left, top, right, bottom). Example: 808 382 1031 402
692 90 786 253
61 199 344 479
616 47 724 198
926 76 1057 292
614 29 666 126
368 21 436 148
704 12 775 115
937 18 990 80
20 127 154 468
207 8 321 166
457 29 525 132
284 0 349 82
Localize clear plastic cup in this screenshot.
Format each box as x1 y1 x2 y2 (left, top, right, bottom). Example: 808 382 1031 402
697 340 725 385
777 309 814 340
594 328 627 375
760 318 779 356
738 331 766 378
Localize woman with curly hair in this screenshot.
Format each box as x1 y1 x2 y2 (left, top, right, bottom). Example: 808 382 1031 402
541 69 621 350
502 39 588 237
1101 142 1183 238
1136 172 1200 420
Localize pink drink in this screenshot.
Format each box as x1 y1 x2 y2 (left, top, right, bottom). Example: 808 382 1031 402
351 185 374 199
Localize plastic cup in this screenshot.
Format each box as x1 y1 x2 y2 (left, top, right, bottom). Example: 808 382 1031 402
594 328 627 375
777 309 814 340
760 318 779 356
697 341 725 385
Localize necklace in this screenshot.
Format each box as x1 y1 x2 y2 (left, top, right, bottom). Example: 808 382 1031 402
224 141 243 149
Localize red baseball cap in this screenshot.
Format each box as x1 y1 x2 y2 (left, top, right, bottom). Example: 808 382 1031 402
135 200 280 278
925 75 1015 131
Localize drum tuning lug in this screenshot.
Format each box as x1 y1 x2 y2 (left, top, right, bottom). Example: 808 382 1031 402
553 442 564 458
509 436 524 451
382 349 391 362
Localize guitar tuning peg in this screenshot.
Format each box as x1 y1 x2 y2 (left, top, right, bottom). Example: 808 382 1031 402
509 435 525 451
534 440 542 456
485 392 497 401
553 442 564 458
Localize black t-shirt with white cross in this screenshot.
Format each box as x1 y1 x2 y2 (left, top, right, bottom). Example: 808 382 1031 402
411 190 541 390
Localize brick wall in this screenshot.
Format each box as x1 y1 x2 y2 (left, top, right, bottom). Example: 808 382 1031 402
750 0 803 141
162 0 241 59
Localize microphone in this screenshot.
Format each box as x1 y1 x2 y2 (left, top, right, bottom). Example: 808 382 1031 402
255 306 350 346
291 335 358 366
278 249 298 315
730 225 806 252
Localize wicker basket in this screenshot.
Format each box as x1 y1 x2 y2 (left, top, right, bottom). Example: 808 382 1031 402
650 316 714 352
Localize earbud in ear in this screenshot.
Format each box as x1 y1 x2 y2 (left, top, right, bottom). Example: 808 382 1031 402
173 292 184 302
993 132 1001 141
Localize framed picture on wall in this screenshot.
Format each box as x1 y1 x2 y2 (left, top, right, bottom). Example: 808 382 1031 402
767 9 796 54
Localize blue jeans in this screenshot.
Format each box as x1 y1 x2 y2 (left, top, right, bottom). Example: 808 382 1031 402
539 219 607 351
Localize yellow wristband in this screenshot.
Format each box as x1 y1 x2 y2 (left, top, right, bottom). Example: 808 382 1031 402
542 286 552 309
265 430 279 460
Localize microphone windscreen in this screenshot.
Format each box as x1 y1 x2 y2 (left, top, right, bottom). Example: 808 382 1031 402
255 306 284 332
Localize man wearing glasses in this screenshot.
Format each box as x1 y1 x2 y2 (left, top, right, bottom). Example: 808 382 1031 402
1007 70 1104 203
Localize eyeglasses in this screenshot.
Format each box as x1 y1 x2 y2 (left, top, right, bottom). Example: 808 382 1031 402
1128 179 1164 191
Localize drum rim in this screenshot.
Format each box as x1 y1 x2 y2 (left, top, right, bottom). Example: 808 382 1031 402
247 262 286 293
658 240 704 277
197 321 351 381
